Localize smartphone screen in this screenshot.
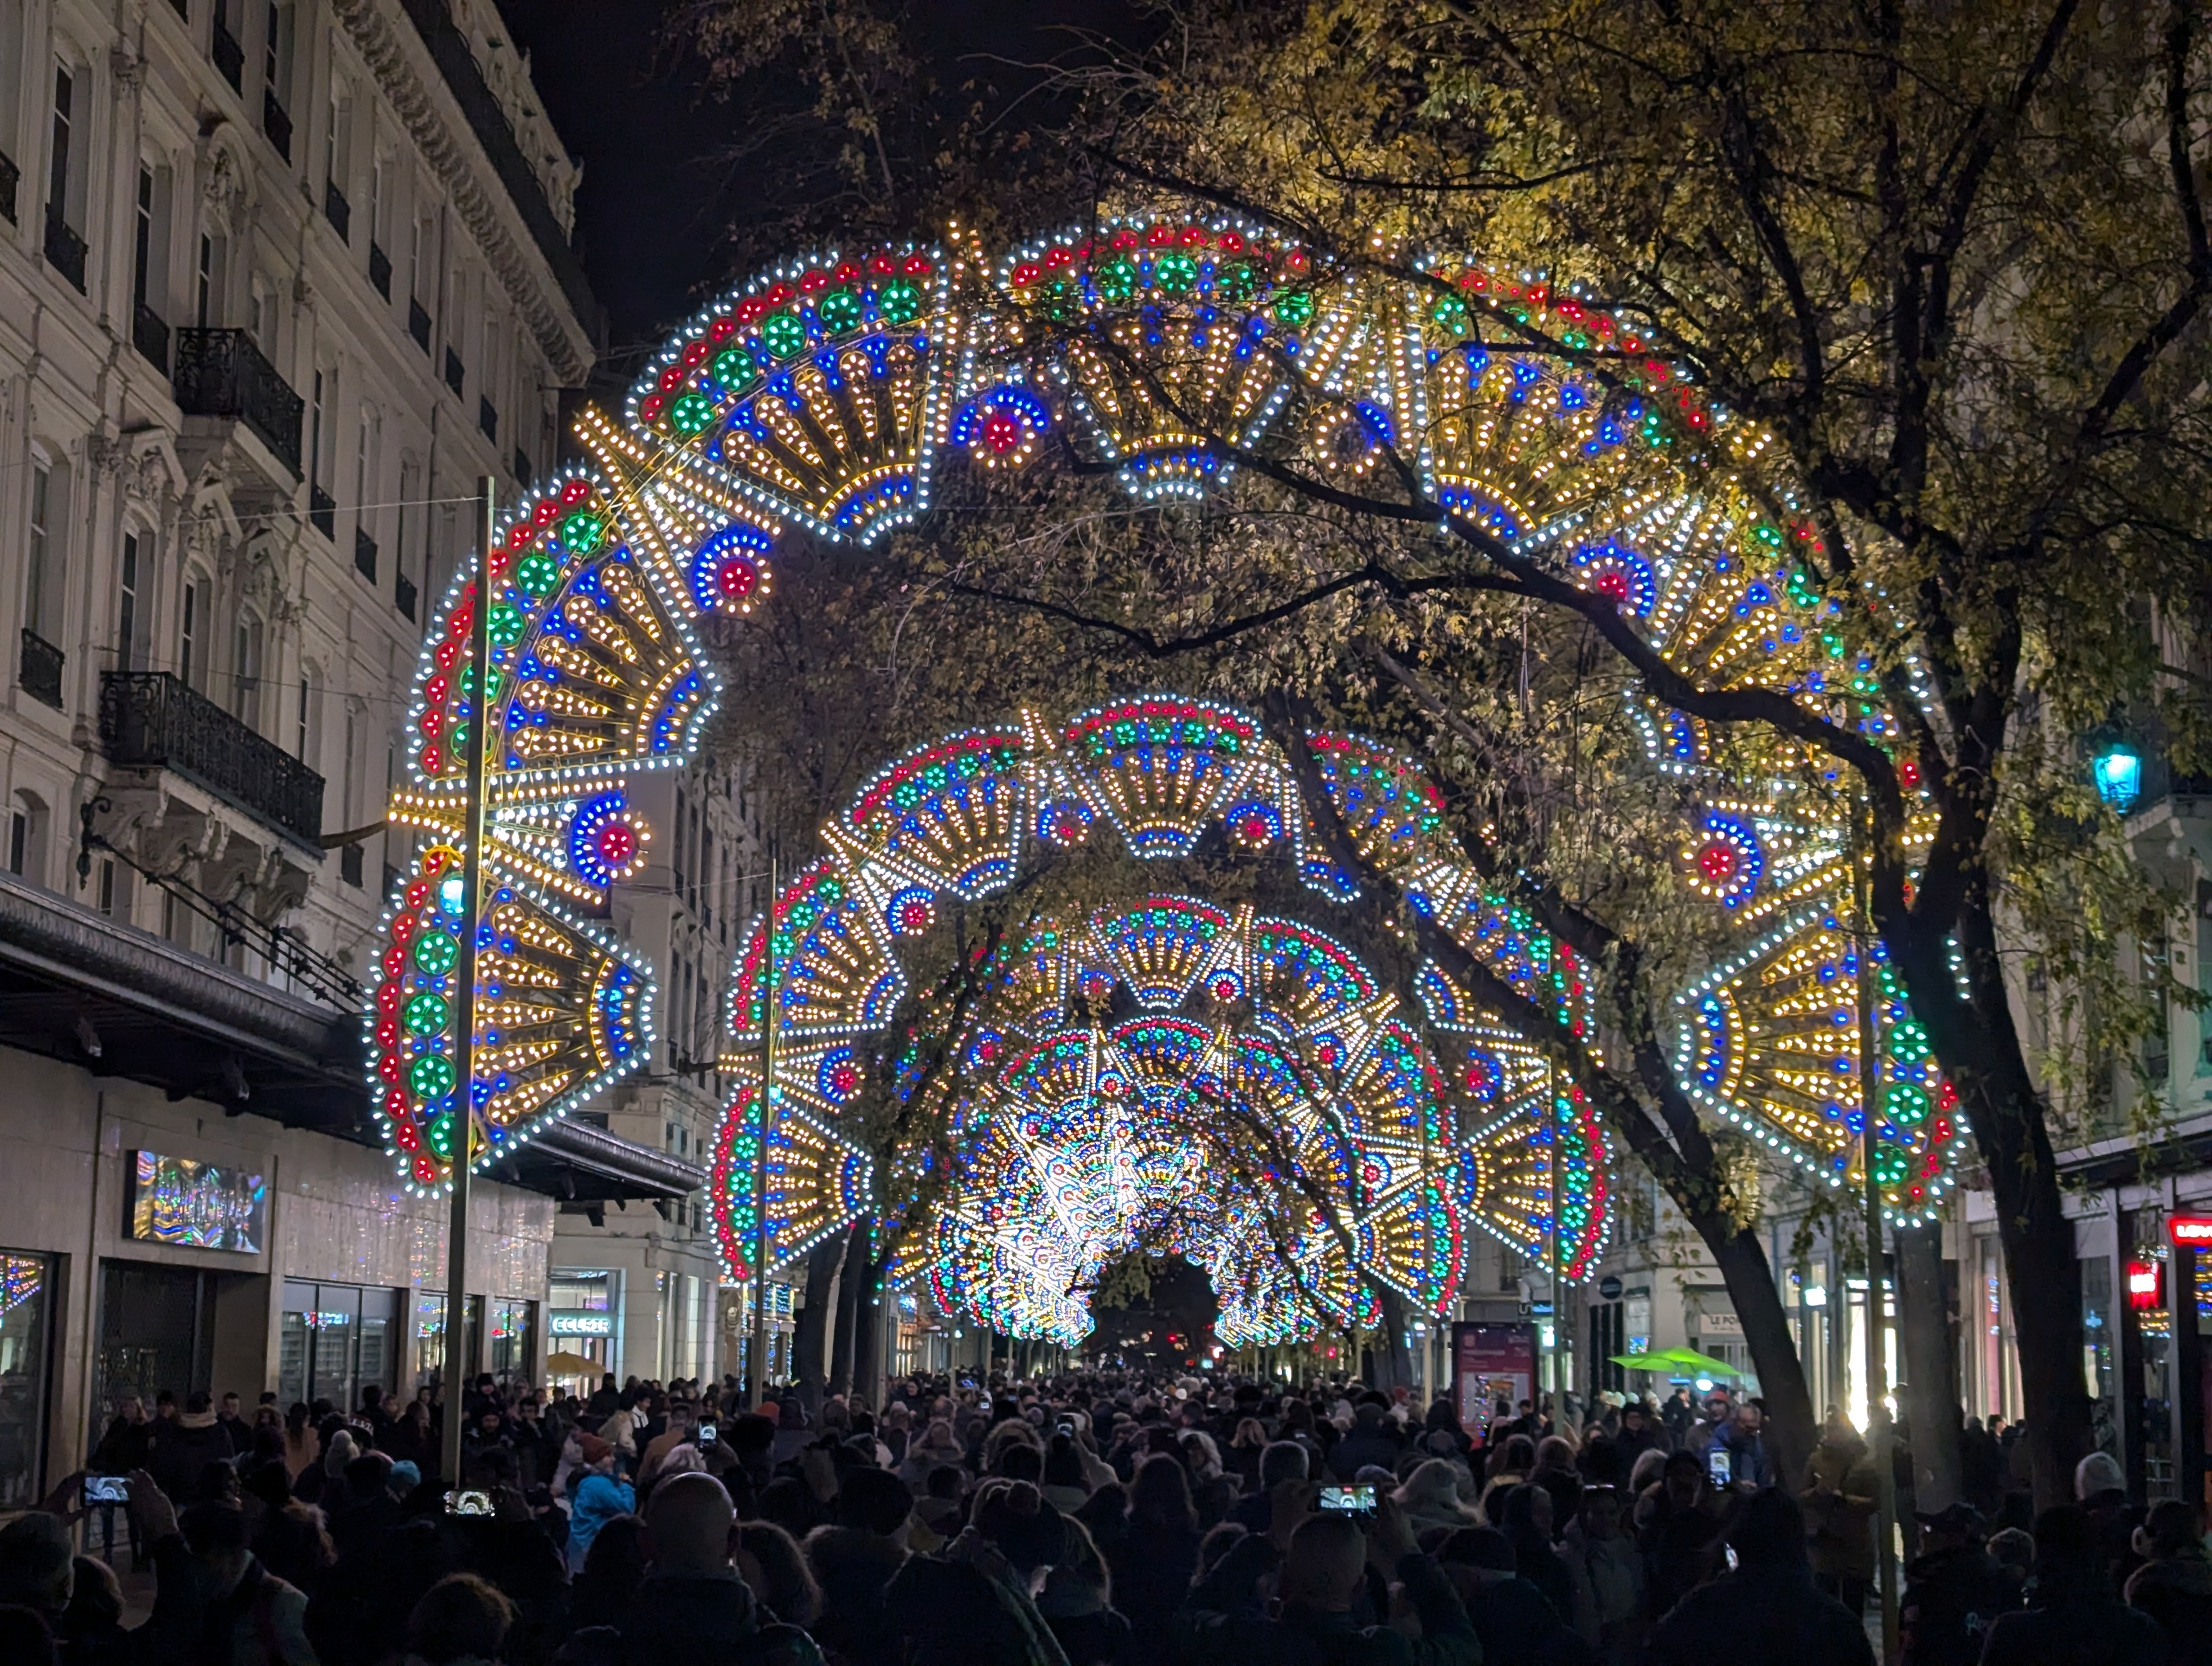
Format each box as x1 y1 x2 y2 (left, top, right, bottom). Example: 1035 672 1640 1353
81 1475 130 1505
697 1422 717 1446
443 1488 492 1516
1317 1484 1377 1514
1706 1445 1732 1486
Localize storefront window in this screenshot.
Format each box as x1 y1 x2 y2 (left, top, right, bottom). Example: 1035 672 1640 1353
411 1293 485 1393
278 1283 396 1413
485 1298 537 1387
0 1252 54 1509
549 1271 616 1392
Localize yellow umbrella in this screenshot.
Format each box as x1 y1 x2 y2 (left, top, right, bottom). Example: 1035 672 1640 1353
545 1350 598 1376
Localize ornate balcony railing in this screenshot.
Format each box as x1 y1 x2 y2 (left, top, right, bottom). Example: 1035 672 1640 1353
172 328 304 477
133 303 170 375
310 485 336 540
19 630 63 709
212 19 243 90
354 526 377 581
100 671 325 846
369 240 391 299
445 346 465 396
44 209 86 292
323 178 350 241
409 297 432 351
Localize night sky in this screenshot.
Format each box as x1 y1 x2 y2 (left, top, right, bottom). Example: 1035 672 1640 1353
499 0 1153 355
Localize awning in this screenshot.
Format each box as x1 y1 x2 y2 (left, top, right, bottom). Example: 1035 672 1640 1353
0 870 702 1202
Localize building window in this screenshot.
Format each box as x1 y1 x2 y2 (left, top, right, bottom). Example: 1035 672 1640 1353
133 166 155 310
195 232 219 326
294 666 317 763
23 460 57 645
231 612 263 728
117 534 143 672
178 571 207 691
47 63 74 230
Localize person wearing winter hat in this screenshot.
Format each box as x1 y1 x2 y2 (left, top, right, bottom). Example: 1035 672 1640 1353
566 1431 634 1575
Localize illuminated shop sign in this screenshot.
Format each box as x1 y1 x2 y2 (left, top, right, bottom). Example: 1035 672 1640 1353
549 1313 613 1336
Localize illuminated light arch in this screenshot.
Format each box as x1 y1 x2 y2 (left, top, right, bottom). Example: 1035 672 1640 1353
360 202 1957 1233
709 698 1613 1342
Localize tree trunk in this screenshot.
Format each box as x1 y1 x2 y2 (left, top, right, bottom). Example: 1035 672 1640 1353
1708 1226 1818 1486
851 1256 885 1409
1896 912 2089 1511
1372 1283 1416 1394
1895 1222 1963 1512
793 1237 842 1412
828 1223 867 1396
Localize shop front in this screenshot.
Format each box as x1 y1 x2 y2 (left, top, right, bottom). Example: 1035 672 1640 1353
0 1252 56 1509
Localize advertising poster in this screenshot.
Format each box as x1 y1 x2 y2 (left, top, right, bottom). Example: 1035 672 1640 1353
1454 1321 1537 1434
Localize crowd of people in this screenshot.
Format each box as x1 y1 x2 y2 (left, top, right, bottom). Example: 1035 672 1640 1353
0 1367 2204 1666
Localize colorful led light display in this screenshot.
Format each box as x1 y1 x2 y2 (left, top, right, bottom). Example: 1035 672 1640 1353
362 205 1958 1244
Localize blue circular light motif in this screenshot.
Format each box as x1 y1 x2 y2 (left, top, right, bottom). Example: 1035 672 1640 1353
689 522 775 613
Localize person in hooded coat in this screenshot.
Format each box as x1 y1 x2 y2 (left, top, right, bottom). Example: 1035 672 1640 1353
2124 1499 2212 1665
1394 1459 1482 1539
1640 1488 1872 1666
802 1466 912 1666
1980 1503 2165 1666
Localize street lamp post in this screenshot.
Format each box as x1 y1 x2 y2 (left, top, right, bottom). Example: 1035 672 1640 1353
440 478 495 1492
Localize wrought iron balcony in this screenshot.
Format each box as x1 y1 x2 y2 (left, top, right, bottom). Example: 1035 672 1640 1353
100 671 325 846
409 297 432 351
354 526 377 581
478 396 497 442
18 630 63 709
369 240 391 299
396 570 417 622
445 346 465 396
310 485 336 540
132 303 170 375
173 328 304 476
0 151 17 225
323 178 349 241
262 92 291 162
212 19 243 90
44 209 86 292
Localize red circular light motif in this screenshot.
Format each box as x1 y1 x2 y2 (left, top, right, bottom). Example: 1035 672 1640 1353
595 822 637 868
829 1062 859 1096
898 899 934 933
983 412 1021 454
1593 570 1630 604
1697 843 1738 881
716 558 758 600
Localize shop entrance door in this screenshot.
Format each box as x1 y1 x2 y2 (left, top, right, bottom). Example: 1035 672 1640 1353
95 1263 214 1419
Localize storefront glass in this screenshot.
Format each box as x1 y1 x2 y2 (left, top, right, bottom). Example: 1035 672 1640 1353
277 1283 396 1412
549 1271 617 1392
95 1263 213 1419
0 1251 54 1509
486 1298 538 1387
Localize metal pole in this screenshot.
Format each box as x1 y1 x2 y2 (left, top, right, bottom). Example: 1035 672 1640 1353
440 477 494 1490
1549 1065 1561 1422
1854 819 1900 1661
747 853 778 1408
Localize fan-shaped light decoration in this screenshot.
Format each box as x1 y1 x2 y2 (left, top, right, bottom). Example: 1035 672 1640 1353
627 245 962 543
364 198 1958 1233
993 215 1354 497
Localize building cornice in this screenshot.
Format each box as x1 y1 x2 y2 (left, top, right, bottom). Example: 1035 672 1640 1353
330 0 598 384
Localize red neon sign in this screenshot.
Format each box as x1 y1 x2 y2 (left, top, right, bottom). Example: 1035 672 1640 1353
2128 1260 2163 1309
2170 1216 2212 1245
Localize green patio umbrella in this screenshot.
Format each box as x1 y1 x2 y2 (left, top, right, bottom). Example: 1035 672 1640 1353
1607 1345 1745 1377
